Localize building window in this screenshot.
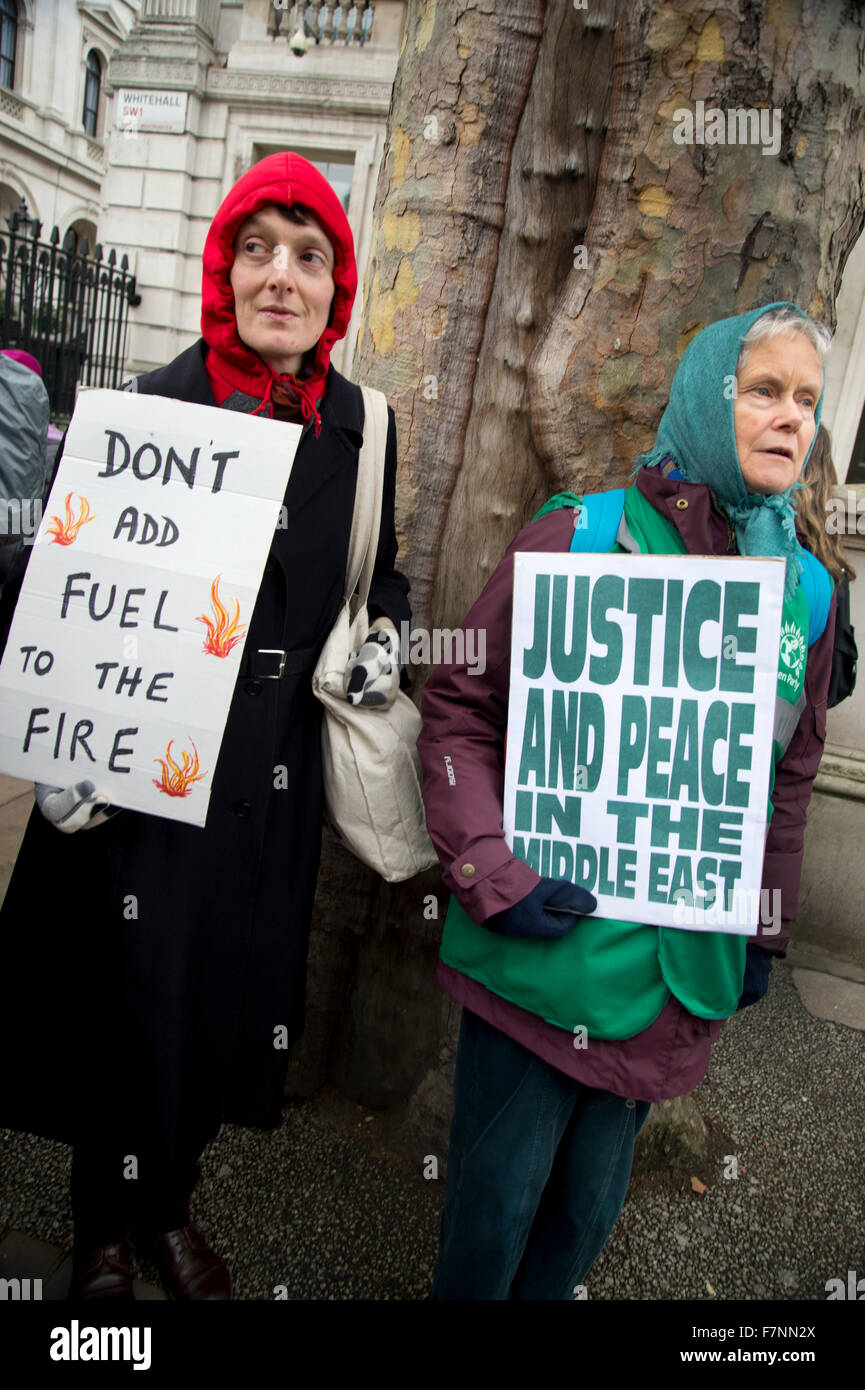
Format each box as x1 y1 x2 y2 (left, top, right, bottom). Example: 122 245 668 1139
82 49 101 137
314 157 353 214
252 146 355 215
0 0 17 90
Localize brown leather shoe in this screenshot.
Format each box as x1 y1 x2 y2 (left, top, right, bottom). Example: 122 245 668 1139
68 1241 136 1301
155 1223 231 1300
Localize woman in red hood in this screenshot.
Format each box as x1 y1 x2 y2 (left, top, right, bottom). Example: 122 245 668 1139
201 150 358 432
0 153 411 1300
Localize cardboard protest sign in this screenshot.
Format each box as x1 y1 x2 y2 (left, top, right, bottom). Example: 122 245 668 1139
0 389 302 827
504 553 786 934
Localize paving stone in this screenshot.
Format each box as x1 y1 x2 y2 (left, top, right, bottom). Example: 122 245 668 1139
0 1229 64 1299
42 1253 72 1301
2 1241 166 1301
0 775 32 808
793 968 865 1031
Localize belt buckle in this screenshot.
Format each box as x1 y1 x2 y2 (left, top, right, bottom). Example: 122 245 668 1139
256 648 286 679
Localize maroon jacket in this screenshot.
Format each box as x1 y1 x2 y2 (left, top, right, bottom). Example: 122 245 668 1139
418 469 836 1100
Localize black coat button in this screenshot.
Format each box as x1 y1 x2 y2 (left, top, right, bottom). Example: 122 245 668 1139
246 680 263 696
233 801 252 818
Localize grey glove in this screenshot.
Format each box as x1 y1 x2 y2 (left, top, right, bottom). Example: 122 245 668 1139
35 781 119 834
344 616 401 707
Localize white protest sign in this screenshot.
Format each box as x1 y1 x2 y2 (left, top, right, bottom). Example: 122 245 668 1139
0 390 302 827
504 553 786 934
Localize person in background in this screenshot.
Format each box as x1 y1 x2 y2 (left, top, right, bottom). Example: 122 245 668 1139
418 303 836 1300
0 348 63 475
0 153 410 1301
795 423 857 707
0 349 52 589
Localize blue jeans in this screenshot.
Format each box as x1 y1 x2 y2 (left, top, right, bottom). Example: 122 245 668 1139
433 1007 651 1299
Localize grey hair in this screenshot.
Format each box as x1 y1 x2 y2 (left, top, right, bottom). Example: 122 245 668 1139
737 306 832 369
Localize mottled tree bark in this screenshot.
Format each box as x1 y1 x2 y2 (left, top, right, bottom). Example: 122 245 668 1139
434 0 618 626
358 0 865 631
531 0 865 495
354 0 547 631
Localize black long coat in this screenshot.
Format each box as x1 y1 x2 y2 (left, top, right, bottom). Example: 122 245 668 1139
0 343 411 1175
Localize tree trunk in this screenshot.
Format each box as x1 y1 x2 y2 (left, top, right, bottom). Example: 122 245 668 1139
295 0 865 1157
434 0 618 627
354 0 547 632
530 1 865 488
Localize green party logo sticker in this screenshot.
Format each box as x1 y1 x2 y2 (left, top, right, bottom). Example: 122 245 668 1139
779 620 806 681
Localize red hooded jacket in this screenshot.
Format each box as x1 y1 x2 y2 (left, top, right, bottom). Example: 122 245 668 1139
201 151 358 436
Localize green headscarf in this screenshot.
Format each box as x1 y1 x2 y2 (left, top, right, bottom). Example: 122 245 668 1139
636 302 824 600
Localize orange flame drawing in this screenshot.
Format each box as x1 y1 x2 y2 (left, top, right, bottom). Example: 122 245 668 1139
45 492 96 545
152 739 207 798
197 575 247 657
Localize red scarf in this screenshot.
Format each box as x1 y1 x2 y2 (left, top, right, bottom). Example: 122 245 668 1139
200 151 358 435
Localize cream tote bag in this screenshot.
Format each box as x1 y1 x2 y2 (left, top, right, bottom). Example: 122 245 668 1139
312 385 437 882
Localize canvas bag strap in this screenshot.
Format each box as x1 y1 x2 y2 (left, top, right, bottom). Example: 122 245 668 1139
343 385 388 615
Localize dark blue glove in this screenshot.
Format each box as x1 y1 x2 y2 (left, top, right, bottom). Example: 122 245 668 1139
484 877 597 942
737 943 774 1010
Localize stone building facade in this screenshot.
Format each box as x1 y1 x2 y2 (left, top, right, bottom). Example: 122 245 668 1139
0 0 139 245
1 1 405 375
101 0 406 376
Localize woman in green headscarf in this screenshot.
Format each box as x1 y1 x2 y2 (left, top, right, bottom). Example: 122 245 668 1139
638 301 830 601
417 302 837 1300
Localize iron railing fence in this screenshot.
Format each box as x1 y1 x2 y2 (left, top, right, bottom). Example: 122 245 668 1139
0 208 141 421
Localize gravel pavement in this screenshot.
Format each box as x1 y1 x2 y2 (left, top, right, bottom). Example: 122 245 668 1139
1 959 862 1302
590 960 865 1301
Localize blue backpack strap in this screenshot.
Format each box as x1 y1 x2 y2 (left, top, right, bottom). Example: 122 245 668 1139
569 489 626 554
540 491 833 647
796 547 833 647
